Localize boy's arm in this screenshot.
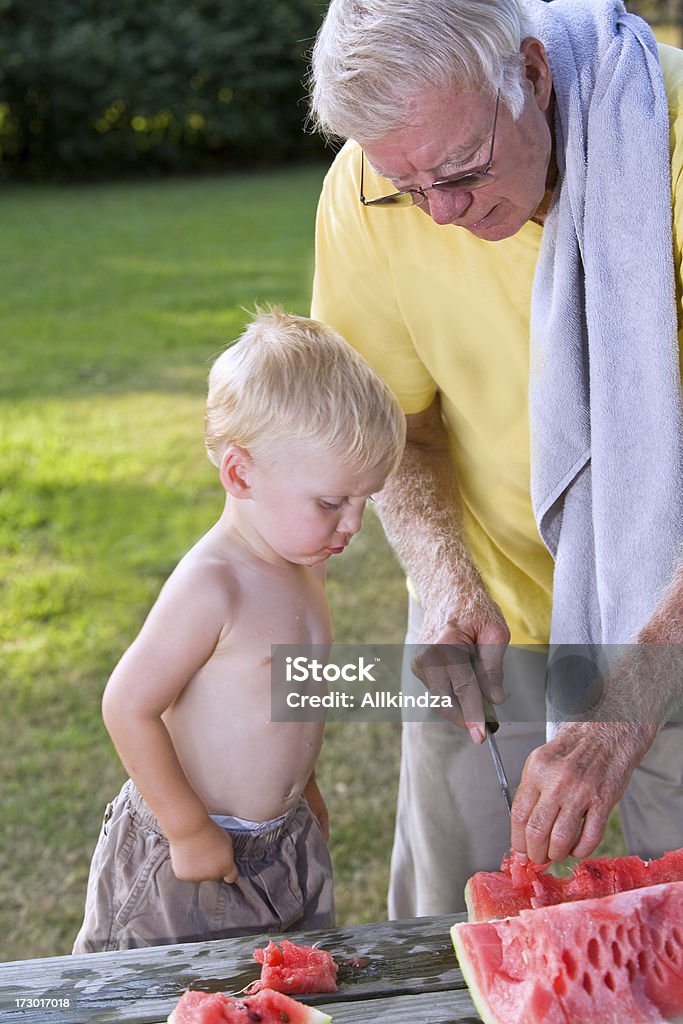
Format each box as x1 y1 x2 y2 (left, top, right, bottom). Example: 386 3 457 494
102 559 238 882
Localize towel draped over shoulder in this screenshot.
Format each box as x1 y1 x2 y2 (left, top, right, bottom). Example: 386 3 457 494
526 0 683 646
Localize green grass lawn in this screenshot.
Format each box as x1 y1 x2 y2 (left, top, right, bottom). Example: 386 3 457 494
0 168 410 962
0 168 624 965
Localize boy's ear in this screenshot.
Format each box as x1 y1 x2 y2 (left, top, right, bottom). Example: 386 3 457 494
220 446 254 498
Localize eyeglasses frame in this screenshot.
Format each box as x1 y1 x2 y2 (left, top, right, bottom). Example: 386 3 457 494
359 88 501 208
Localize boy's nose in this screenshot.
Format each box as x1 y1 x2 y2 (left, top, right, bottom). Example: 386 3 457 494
338 506 364 537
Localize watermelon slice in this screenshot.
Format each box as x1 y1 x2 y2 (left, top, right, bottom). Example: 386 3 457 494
167 987 332 1024
248 940 338 994
452 880 683 1024
466 846 683 922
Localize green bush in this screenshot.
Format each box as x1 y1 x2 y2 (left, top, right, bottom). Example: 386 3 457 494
0 0 327 180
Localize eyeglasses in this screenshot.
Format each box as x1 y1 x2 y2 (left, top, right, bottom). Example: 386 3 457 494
359 89 500 209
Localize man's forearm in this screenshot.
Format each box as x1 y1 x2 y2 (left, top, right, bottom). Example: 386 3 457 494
581 559 683 732
376 434 488 633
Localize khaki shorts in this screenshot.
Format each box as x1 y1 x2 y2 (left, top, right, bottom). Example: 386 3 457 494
73 780 335 952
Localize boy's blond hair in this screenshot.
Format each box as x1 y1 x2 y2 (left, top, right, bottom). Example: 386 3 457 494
205 308 405 475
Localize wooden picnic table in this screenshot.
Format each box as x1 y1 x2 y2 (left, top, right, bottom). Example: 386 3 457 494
0 914 480 1024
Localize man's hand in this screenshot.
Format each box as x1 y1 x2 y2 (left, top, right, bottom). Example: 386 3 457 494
510 719 657 864
413 592 510 741
511 628 683 864
169 819 238 883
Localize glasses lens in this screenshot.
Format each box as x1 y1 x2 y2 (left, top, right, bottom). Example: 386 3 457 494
433 171 494 193
365 190 424 208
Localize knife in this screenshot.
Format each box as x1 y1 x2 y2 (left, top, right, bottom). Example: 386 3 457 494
483 699 513 815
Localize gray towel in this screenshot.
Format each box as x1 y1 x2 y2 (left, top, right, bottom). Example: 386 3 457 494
526 0 683 645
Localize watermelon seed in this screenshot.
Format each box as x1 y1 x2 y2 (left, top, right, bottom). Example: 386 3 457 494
248 1015 263 1022
611 941 622 967
552 974 567 997
603 971 615 991
599 924 609 943
626 959 637 982
627 926 638 947
654 961 665 983
561 949 578 980
673 927 683 946
279 1015 290 1023
616 924 626 943
637 951 648 973
587 937 601 968
665 938 677 961
581 971 593 995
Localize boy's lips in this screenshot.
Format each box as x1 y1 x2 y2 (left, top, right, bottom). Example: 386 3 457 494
325 544 347 555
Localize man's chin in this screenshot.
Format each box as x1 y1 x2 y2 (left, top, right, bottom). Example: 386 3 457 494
467 214 531 242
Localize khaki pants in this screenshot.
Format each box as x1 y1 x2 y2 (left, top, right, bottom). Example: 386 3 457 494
73 780 334 952
388 597 683 918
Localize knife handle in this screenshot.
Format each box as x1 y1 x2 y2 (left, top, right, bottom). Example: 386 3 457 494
482 696 500 734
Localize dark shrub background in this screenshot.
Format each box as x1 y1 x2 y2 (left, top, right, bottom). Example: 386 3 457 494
0 0 327 180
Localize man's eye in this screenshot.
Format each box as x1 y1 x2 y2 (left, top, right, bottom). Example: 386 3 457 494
319 499 343 511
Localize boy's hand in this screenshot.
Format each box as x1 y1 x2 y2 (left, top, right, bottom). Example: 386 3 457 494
169 819 238 883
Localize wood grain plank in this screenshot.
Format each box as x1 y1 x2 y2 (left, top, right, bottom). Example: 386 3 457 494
0 916 469 1024
314 989 481 1024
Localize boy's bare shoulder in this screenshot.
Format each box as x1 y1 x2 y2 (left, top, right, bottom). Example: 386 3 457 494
162 529 242 603
142 529 245 642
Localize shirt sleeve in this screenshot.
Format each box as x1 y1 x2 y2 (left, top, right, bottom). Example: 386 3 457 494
311 141 437 415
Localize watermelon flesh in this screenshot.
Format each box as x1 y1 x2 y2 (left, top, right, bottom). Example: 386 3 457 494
248 940 338 994
167 987 332 1024
466 846 683 922
452 880 683 1024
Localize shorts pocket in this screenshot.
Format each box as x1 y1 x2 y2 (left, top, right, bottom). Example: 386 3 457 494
114 832 170 931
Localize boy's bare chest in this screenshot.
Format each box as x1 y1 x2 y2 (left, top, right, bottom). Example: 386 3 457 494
227 566 332 651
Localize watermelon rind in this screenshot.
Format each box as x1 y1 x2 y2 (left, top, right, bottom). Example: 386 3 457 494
450 925 504 1024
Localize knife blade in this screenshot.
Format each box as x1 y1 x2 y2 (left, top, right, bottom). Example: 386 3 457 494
485 721 513 816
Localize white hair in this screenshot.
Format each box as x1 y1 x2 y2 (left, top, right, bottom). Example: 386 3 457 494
308 0 537 143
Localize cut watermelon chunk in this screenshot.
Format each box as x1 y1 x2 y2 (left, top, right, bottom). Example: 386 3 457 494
248 940 338 994
452 880 683 1024
168 987 332 1024
466 845 683 922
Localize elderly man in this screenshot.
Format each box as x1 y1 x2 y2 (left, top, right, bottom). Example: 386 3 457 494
309 0 683 918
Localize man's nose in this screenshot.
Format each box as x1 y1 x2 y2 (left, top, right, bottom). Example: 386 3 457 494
423 187 474 226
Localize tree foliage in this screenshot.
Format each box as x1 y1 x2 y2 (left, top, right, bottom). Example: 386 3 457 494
0 0 326 179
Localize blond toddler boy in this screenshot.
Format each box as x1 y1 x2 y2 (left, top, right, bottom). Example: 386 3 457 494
73 309 405 952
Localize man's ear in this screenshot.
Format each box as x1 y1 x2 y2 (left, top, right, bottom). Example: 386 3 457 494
521 37 553 113
220 446 254 499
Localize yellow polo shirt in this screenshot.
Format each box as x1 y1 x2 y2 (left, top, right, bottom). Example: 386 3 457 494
311 44 683 646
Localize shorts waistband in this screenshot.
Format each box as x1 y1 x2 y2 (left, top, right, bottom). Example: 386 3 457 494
122 780 301 859
209 809 291 832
